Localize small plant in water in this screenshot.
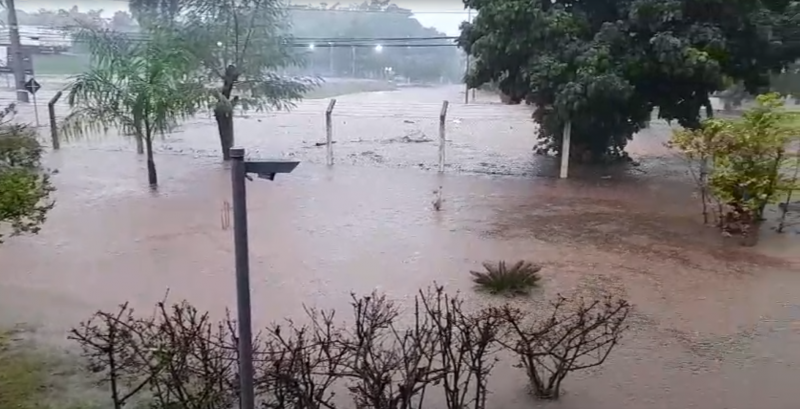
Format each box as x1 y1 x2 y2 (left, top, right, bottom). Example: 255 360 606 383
470 260 542 295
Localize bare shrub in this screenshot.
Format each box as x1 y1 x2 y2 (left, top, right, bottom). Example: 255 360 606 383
144 301 243 409
496 295 630 399
470 261 542 296
70 300 247 409
70 287 626 408
420 286 503 409
258 307 348 409
69 302 153 409
334 292 443 409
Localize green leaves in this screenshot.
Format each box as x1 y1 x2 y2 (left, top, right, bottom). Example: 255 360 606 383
63 26 203 140
0 123 55 243
62 26 207 184
470 260 543 296
670 93 799 227
460 0 800 159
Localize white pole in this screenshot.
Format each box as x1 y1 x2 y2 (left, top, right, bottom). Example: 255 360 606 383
559 120 571 179
325 99 336 166
439 100 449 173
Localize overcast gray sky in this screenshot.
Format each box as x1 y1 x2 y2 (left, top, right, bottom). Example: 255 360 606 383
17 0 471 35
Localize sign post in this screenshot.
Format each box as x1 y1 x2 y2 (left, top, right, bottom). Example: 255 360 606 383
24 78 41 127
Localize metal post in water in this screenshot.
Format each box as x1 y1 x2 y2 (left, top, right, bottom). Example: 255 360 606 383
230 147 255 409
560 121 572 179
325 99 337 166
438 100 449 173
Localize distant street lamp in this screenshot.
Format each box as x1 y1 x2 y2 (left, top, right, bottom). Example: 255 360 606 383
308 43 315 50
229 147 299 409
375 44 383 53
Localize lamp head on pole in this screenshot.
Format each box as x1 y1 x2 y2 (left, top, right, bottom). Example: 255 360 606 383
244 159 300 181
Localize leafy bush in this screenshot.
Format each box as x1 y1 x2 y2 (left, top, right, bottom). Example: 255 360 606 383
0 105 55 243
470 261 543 295
669 93 800 242
70 285 629 407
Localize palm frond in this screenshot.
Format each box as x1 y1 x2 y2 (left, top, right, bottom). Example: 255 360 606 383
62 68 137 141
61 25 204 143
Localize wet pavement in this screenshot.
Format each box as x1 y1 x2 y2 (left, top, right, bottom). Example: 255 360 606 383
1 85 800 408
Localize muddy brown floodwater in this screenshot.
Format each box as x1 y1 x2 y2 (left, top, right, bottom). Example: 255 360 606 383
1 84 800 409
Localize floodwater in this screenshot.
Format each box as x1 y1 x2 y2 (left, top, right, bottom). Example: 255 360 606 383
2 84 800 409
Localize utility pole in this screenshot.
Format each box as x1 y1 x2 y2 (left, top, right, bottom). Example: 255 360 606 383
6 0 29 103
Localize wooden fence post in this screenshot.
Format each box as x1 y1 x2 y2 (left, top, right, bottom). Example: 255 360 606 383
325 98 337 166
48 90 63 150
439 100 449 173
559 120 572 179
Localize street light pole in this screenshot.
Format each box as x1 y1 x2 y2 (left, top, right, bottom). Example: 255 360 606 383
230 147 256 409
229 147 299 409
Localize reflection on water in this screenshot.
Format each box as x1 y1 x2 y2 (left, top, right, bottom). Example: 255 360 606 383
1 147 799 409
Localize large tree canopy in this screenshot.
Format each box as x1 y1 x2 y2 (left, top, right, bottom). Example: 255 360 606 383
127 0 315 160
460 0 800 158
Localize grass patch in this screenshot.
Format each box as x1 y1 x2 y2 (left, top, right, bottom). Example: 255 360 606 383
782 111 800 129
32 54 91 76
0 328 50 409
470 260 543 296
0 328 104 409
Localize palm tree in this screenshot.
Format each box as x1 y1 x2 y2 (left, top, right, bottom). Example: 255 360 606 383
61 27 202 187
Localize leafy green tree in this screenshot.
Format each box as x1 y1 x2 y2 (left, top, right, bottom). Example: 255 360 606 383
670 93 799 242
460 0 800 159
0 106 55 243
131 0 315 161
10 6 105 28
62 28 203 187
109 11 138 32
129 0 185 25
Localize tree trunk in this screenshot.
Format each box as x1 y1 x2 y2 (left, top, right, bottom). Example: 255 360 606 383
145 133 157 187
215 67 239 161
214 106 235 161
135 133 144 154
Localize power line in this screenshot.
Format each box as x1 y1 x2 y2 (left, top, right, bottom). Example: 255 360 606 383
288 8 472 15
17 40 458 48
15 33 462 47
294 36 458 42
19 32 458 42
99 0 473 15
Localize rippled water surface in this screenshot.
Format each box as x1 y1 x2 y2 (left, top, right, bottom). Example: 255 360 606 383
1 84 800 409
